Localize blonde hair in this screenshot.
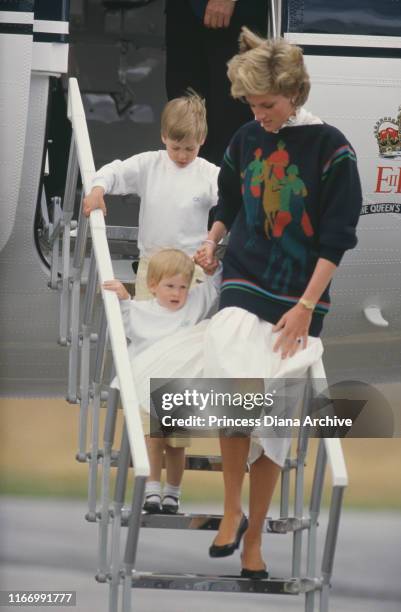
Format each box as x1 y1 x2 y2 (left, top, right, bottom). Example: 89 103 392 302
161 90 207 143
147 249 195 287
227 28 310 107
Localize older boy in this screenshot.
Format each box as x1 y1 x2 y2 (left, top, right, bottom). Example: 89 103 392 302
84 92 220 299
104 249 221 514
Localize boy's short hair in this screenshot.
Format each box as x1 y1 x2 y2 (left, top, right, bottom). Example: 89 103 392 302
147 249 195 287
161 91 207 143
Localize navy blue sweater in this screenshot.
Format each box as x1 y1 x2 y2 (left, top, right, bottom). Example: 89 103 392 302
214 121 362 336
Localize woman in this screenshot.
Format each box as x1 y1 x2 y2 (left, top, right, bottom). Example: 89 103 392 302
195 28 362 578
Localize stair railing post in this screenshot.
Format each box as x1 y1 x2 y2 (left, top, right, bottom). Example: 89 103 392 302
87 308 108 520
49 196 62 290
292 375 312 578
59 135 79 346
122 475 147 612
280 454 291 518
67 195 90 403
309 360 348 612
109 424 131 612
77 249 98 459
59 214 71 346
98 381 119 579
305 439 327 612
319 454 347 612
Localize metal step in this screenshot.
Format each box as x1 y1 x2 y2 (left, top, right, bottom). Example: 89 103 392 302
94 509 309 533
81 452 225 471
129 572 320 595
82 451 303 473
267 517 311 534
92 509 222 529
139 513 220 530
138 514 309 533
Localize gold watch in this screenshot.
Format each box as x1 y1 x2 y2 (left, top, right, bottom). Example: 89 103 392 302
298 298 316 311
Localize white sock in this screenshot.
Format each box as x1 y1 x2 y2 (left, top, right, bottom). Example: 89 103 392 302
145 481 161 500
163 483 181 503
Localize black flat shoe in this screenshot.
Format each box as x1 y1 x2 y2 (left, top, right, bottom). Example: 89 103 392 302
209 514 248 558
143 494 162 514
161 494 179 514
240 567 269 580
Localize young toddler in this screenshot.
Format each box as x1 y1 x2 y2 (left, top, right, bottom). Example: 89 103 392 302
104 249 221 514
84 92 220 299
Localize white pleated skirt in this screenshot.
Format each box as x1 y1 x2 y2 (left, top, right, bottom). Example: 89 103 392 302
130 307 324 467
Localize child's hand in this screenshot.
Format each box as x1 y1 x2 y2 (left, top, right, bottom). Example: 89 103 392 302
198 257 219 276
194 240 216 268
103 280 130 300
83 186 107 217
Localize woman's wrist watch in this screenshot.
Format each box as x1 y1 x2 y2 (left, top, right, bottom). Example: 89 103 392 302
298 298 316 311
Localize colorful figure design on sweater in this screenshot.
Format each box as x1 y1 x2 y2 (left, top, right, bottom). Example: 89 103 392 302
248 147 264 197
273 164 313 238
268 216 310 292
242 147 264 246
262 140 289 238
262 164 314 293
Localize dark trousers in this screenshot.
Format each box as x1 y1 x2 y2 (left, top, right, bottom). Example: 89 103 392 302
165 0 268 166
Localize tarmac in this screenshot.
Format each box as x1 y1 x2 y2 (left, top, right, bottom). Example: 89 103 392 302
1 497 400 612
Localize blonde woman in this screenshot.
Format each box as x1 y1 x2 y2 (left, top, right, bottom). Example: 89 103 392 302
195 28 362 578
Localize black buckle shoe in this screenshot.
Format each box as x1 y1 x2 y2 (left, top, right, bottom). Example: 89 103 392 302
240 567 269 580
209 514 248 558
143 494 162 514
161 495 179 514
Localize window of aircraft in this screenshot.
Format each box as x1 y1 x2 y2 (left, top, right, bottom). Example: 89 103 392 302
285 0 401 38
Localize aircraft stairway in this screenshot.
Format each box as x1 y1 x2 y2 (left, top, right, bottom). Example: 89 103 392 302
48 76 349 612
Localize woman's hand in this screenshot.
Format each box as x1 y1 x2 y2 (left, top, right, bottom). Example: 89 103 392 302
103 280 130 301
272 304 312 359
83 186 107 217
204 0 235 28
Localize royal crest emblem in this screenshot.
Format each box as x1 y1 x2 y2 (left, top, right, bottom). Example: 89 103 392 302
374 106 401 157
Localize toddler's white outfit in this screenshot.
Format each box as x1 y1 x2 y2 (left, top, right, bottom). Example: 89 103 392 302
111 266 222 391
129 307 323 467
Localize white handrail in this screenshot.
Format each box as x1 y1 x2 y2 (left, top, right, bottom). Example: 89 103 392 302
310 359 348 488
67 77 149 478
